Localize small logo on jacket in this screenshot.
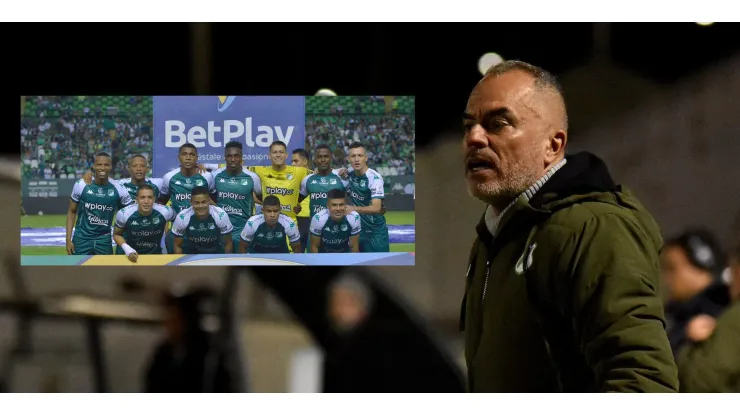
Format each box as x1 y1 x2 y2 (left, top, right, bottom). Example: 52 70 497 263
515 242 537 275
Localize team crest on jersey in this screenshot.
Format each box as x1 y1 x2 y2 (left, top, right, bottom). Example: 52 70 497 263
341 224 348 232
196 179 204 186
208 223 215 230
241 179 249 186
360 180 366 187
330 179 337 185
153 217 160 225
276 232 283 238
286 174 294 180
108 189 115 197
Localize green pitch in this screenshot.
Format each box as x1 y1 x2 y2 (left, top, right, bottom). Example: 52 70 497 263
21 211 415 255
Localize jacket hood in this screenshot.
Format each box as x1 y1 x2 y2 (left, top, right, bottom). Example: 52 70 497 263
531 151 663 253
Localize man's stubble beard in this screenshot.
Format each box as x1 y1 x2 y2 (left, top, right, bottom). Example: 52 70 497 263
467 156 541 211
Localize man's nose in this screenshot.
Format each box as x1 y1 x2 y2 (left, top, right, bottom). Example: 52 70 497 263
464 125 489 149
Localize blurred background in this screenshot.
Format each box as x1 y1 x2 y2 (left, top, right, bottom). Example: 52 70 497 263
5 22 740 392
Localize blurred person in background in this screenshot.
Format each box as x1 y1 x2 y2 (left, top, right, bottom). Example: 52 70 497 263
461 60 678 392
144 286 234 392
660 229 730 354
677 230 740 392
323 276 460 392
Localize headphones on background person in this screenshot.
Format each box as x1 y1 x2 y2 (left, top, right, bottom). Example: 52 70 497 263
666 228 727 281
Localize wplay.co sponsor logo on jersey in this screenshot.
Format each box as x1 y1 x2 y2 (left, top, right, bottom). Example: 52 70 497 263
217 96 237 112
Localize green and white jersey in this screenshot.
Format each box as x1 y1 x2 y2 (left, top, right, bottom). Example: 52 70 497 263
346 168 387 234
115 203 174 254
309 210 361 253
71 179 133 239
299 171 349 216
211 167 262 232
161 168 215 214
240 213 300 254
118 177 164 201
171 206 233 254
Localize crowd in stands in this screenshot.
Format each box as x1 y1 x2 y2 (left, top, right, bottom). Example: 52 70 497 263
21 96 415 187
21 96 152 180
305 96 415 180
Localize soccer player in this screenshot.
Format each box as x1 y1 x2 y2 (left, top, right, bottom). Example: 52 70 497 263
83 154 164 201
171 187 233 254
344 142 390 252
159 144 216 253
249 141 310 222
210 141 262 253
309 189 361 253
66 152 133 255
113 184 175 262
239 195 301 254
292 148 312 252
299 145 349 216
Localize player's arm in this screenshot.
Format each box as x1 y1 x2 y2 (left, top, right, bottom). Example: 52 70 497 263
171 214 187 255
308 214 324 254
309 234 321 253
349 212 361 253
66 181 86 255
287 218 302 254
349 198 383 215
253 192 263 205
349 234 360 253
157 175 171 205
205 172 217 205
66 199 78 255
216 210 234 253
239 221 256 253
298 176 309 203
222 234 233 254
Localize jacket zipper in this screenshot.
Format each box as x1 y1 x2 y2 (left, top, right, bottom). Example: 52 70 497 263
481 260 491 304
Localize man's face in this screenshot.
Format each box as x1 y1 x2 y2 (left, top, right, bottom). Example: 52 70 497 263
270 145 287 167
136 189 155 213
348 147 367 171
315 148 332 171
292 153 308 167
263 204 281 226
660 245 709 302
328 197 346 221
93 156 112 179
191 193 210 217
225 147 242 171
329 287 366 333
128 157 148 181
179 147 198 170
463 71 550 207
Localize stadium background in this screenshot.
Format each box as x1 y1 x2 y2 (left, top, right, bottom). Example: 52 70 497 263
20 95 416 255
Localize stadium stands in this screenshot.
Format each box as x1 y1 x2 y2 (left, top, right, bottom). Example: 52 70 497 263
21 96 415 193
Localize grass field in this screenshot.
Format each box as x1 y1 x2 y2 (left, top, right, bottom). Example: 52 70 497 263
21 211 416 255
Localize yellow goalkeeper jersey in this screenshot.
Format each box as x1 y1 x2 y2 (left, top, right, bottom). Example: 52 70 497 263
248 165 310 221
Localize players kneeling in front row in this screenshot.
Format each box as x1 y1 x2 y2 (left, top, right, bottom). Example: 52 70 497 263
309 189 361 253
239 196 302 254
172 187 234 254
114 185 174 262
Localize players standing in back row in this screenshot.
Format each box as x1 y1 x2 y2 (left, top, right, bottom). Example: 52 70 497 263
66 152 133 255
343 142 390 252
159 144 216 253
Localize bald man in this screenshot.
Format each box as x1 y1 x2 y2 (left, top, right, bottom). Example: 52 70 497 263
460 61 678 392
